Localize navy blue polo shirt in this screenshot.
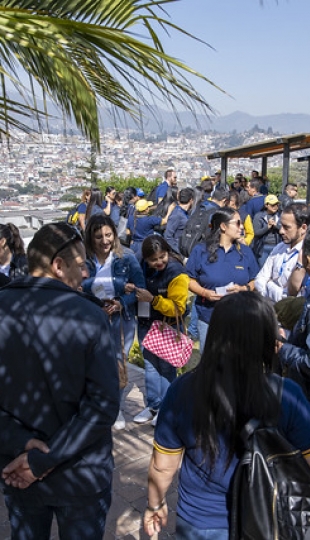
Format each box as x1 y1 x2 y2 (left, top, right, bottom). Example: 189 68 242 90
245 194 265 220
154 372 310 530
127 214 162 241
156 181 169 202
186 243 259 323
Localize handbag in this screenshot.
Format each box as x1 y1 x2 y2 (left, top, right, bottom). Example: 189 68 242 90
142 305 193 368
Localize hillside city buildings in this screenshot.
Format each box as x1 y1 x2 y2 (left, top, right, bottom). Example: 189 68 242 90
0 128 308 244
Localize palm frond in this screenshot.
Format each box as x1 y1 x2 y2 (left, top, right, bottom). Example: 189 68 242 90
0 0 226 150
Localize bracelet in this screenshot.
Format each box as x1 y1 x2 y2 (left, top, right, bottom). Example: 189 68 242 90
146 498 166 512
246 284 251 292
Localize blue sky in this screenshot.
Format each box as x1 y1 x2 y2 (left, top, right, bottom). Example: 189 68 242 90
153 0 310 117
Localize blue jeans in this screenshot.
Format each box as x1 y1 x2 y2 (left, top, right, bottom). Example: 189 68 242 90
5 492 110 540
176 515 228 540
198 319 209 354
110 312 136 360
187 301 199 339
138 323 176 410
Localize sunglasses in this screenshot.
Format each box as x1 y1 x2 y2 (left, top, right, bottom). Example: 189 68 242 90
50 229 83 263
229 219 242 227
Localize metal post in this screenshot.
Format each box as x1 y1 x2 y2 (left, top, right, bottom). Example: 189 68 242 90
307 159 310 206
262 156 267 178
282 143 290 193
221 156 227 186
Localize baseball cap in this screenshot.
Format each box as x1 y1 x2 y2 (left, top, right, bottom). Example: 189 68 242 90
265 194 279 205
136 188 145 197
135 199 153 212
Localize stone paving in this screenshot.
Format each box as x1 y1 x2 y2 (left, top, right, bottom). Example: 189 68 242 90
0 363 178 539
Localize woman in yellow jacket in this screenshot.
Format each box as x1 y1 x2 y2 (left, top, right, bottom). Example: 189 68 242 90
128 235 189 426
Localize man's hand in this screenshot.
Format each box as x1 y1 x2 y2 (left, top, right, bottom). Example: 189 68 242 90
2 453 37 489
2 438 50 489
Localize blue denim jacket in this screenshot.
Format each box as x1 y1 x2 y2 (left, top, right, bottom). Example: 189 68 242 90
83 249 145 320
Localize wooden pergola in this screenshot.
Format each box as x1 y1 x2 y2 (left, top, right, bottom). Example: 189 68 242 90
206 133 310 203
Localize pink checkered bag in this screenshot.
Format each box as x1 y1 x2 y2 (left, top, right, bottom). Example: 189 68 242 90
142 314 193 368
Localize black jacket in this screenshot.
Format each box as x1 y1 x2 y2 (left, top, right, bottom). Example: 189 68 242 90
0 277 120 503
278 298 310 400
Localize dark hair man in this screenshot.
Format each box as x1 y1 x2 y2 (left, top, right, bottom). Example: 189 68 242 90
277 224 310 400
164 187 194 254
244 179 265 219
0 222 119 539
279 182 298 210
255 203 309 302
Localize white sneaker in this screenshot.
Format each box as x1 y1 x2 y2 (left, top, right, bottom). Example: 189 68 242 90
151 412 158 427
133 407 154 424
114 410 125 430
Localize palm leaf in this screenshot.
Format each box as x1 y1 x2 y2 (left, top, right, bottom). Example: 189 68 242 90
0 0 226 149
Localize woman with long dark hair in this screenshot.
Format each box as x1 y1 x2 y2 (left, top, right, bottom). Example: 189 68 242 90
85 188 103 224
129 235 189 426
186 207 259 352
0 223 28 285
143 292 310 539
151 186 178 234
82 214 145 430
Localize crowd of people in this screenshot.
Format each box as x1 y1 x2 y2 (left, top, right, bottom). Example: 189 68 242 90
1 168 310 539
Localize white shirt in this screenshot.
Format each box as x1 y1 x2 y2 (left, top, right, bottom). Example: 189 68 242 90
254 240 303 302
91 252 115 300
0 263 10 277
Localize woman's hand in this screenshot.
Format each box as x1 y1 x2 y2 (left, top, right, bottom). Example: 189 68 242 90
204 290 222 302
103 299 121 316
143 503 168 537
226 284 246 294
135 287 154 303
125 283 135 294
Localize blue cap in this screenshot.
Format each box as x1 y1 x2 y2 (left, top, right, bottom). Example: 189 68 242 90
136 188 145 197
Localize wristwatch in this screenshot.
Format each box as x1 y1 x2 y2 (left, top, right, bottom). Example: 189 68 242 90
295 262 304 271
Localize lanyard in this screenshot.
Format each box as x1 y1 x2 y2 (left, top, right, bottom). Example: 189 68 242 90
278 249 298 278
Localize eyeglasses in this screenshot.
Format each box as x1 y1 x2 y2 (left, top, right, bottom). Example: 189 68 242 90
50 230 83 263
229 219 242 227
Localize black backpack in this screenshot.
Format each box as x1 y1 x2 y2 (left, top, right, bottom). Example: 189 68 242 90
179 204 216 258
147 185 159 205
230 375 310 540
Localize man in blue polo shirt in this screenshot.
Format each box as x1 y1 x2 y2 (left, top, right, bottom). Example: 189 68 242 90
244 179 265 220
156 167 177 203
164 187 194 254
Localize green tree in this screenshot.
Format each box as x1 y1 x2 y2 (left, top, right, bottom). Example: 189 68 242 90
98 175 159 195
0 0 223 150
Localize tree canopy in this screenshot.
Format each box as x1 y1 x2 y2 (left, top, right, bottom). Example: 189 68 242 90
0 0 224 150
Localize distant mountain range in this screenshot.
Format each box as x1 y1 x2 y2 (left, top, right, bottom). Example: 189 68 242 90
8 91 310 135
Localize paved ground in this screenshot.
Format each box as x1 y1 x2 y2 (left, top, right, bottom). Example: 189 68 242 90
0 363 178 540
